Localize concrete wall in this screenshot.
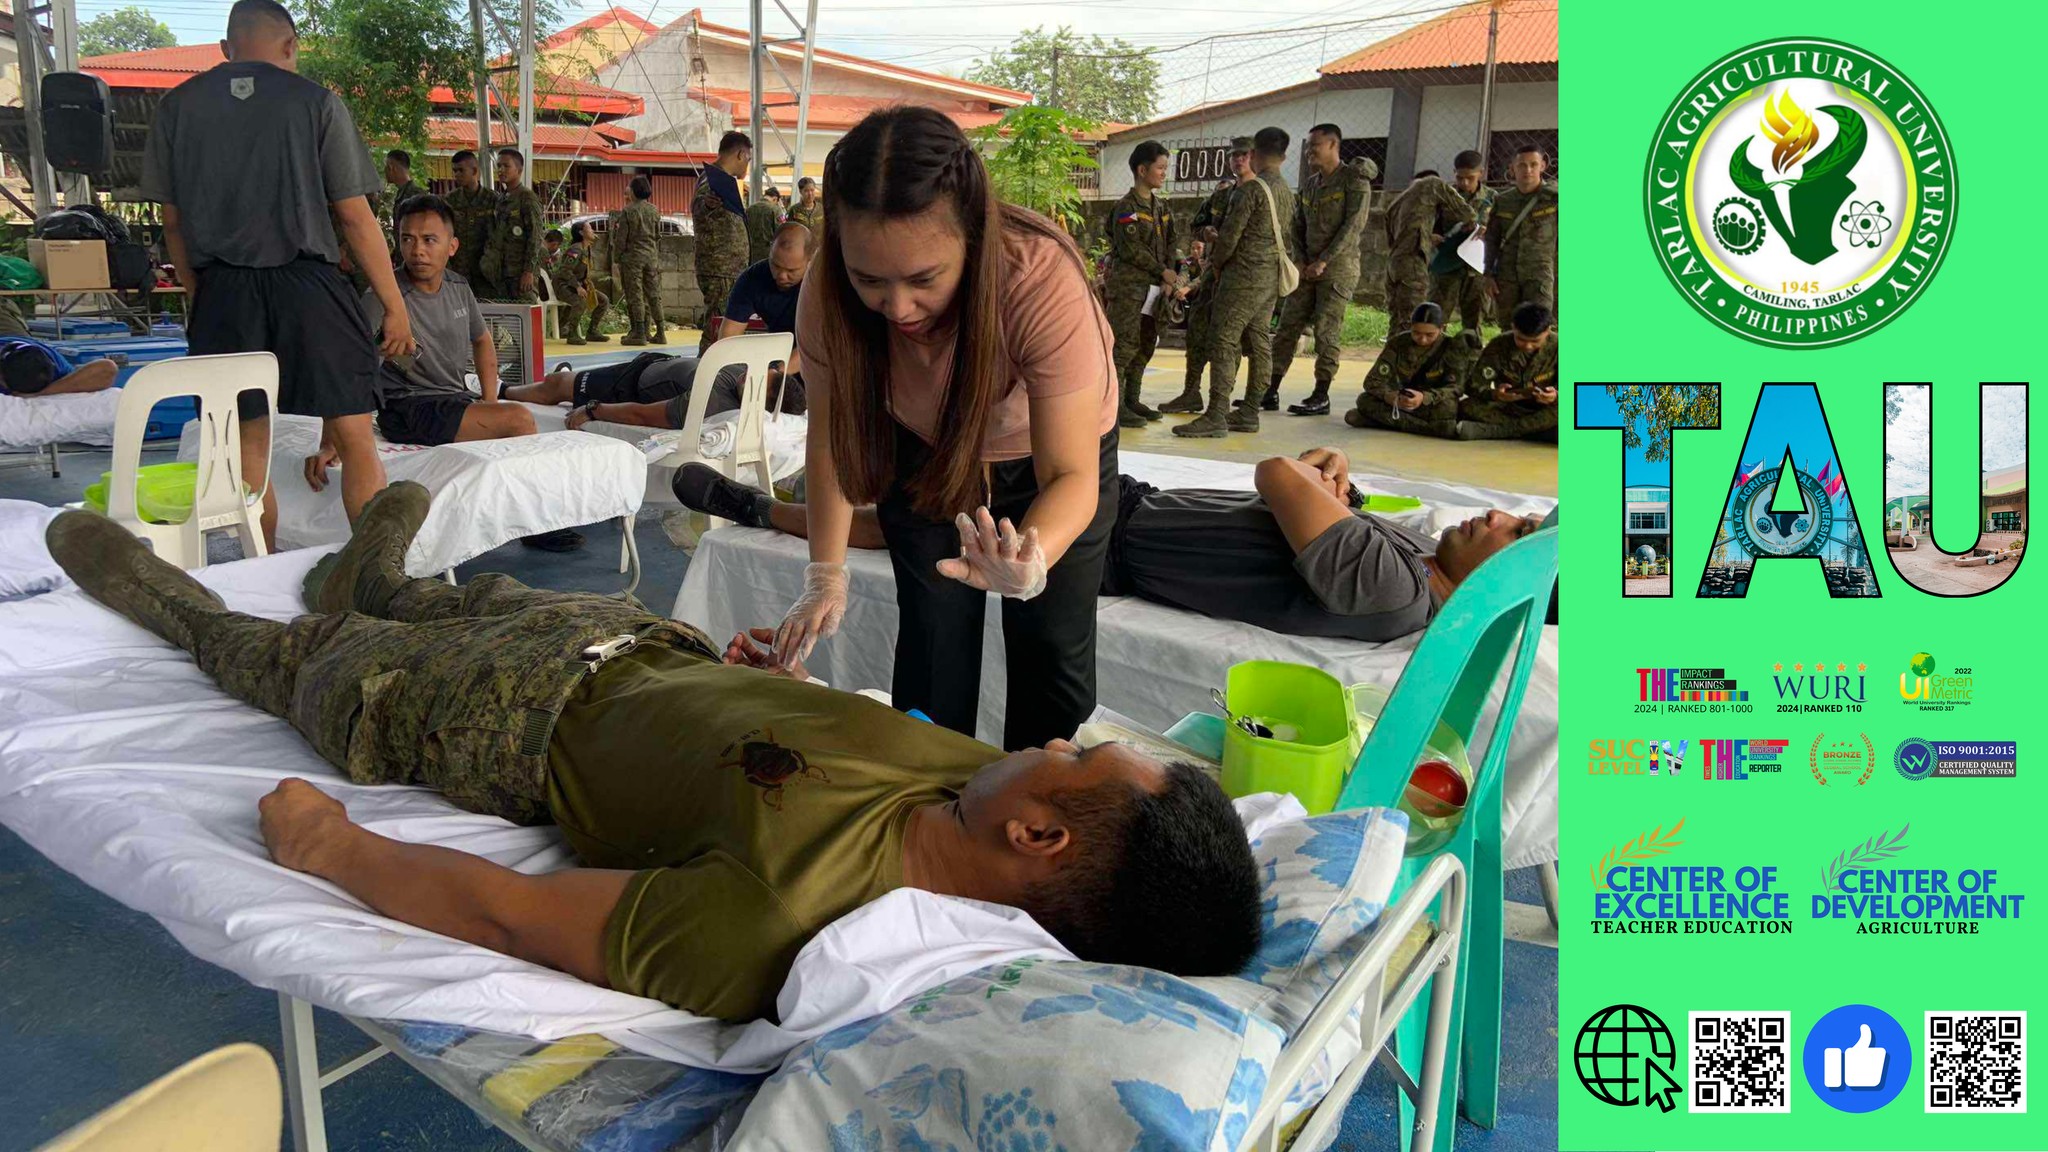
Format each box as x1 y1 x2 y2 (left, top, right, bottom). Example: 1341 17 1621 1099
591 32 729 155
593 232 706 327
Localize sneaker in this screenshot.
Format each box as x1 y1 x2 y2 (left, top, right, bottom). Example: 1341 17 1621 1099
671 462 773 528
45 510 226 652
1287 396 1331 417
302 480 432 615
555 361 574 374
520 528 586 552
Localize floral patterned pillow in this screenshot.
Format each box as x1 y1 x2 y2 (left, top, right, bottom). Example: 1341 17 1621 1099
727 807 1407 1152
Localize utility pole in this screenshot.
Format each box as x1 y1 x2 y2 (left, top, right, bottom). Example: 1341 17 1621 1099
471 0 492 167
518 0 536 180
748 0 765 200
1476 0 1501 161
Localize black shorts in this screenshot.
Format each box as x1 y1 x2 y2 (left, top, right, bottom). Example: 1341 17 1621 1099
571 351 695 406
378 392 474 446
188 259 378 422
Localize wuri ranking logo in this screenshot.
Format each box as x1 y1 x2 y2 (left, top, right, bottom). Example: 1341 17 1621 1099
1644 38 1955 347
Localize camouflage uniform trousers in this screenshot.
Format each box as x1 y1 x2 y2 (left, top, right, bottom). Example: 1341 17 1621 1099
621 256 662 338
1430 267 1489 333
1492 274 1556 328
189 573 714 825
1349 386 1461 438
1269 265 1359 400
1458 394 1558 441
1206 276 1280 409
697 272 736 352
565 284 610 339
1180 289 1214 394
1104 278 1159 409
1385 251 1431 335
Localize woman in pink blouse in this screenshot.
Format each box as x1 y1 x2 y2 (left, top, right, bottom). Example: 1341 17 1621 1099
771 106 1121 750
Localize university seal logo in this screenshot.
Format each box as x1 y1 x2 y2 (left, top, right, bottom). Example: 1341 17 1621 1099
1644 38 1955 347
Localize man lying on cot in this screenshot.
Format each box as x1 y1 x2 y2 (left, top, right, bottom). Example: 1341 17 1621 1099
44 485 1260 1023
674 446 1548 643
0 336 120 398
503 222 812 428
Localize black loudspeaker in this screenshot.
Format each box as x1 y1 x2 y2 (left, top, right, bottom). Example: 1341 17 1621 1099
41 72 114 176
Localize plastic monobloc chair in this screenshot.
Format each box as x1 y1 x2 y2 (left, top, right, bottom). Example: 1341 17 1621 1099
106 352 278 569
661 330 793 507
36 1042 282 1152
1333 525 1558 1152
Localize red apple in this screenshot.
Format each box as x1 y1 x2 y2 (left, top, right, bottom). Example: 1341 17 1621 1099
1405 759 1468 818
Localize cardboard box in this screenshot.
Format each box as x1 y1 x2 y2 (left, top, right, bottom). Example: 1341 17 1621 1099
28 239 110 291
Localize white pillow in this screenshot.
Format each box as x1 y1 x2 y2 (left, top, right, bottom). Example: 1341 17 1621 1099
0 499 67 598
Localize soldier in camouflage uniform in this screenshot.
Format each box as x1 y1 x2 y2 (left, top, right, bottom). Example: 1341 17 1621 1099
381 149 426 255
787 176 824 237
1459 301 1557 441
1158 146 1249 415
46 487 717 829
694 132 754 354
1176 127 1294 438
746 187 784 266
1382 170 1475 339
616 175 664 346
444 149 497 288
1343 303 1481 439
1429 150 1495 334
1484 146 1558 326
479 149 544 304
1269 125 1374 417
545 224 610 345
1103 141 1179 427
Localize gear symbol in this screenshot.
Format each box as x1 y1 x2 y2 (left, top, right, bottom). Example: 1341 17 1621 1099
1712 197 1767 255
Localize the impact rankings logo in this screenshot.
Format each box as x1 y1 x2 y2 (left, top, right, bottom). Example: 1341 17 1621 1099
1643 37 1955 347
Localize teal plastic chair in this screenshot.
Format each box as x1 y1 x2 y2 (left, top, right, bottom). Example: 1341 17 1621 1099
1334 525 1557 1152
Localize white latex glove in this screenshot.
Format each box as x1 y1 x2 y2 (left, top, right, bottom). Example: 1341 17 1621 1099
936 507 1048 600
773 562 848 666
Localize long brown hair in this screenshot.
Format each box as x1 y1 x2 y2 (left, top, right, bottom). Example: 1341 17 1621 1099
814 105 1089 519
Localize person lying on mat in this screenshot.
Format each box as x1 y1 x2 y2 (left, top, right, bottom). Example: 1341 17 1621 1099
0 336 119 398
674 446 1544 643
332 194 536 458
44 483 1260 1024
503 223 812 429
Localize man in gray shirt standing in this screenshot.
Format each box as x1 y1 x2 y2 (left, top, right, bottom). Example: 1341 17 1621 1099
141 0 414 544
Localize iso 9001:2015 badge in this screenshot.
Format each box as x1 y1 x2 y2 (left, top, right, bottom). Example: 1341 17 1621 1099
1644 38 1955 348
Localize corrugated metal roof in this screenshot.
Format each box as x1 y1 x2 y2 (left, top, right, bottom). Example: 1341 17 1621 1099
80 44 644 116
698 88 1007 132
540 6 659 51
659 8 1032 106
1320 0 1557 76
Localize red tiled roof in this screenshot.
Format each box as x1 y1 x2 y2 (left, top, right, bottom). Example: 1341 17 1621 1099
1320 0 1557 76
540 6 659 51
424 118 709 167
658 8 1031 106
80 44 644 116
697 87 1006 132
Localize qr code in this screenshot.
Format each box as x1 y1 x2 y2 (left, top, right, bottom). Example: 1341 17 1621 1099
1926 1012 2026 1113
1688 1011 1789 1112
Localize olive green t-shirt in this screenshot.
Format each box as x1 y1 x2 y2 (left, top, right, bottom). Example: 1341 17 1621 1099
545 645 994 1022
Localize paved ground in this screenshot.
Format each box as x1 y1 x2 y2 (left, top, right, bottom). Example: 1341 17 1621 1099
1625 576 1672 596
1885 530 2023 594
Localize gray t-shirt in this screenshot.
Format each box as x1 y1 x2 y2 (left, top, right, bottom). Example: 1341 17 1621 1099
362 273 485 398
1107 480 1441 642
140 62 383 270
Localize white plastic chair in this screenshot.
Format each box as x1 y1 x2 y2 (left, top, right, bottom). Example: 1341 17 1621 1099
659 331 793 520
107 352 276 569
535 267 567 341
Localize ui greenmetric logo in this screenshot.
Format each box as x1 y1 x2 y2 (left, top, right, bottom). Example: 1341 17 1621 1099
1645 38 1955 347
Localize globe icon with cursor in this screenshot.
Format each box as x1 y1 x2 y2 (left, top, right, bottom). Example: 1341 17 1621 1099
1574 1004 1682 1111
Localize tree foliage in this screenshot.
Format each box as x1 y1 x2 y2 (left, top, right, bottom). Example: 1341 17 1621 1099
80 7 177 57
973 106 1098 238
290 0 576 157
968 26 1160 125
1606 385 1720 463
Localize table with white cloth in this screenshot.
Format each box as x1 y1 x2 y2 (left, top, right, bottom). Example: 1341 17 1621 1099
675 449 1561 870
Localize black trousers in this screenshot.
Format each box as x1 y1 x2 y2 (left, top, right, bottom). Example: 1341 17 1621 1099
876 423 1118 751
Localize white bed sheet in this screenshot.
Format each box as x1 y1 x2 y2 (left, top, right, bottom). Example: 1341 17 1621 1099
676 450 1561 869
0 387 122 451
526 404 807 508
179 411 646 576
0 548 1088 1073
0 499 66 599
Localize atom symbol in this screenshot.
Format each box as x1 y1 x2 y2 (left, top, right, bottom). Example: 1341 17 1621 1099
1839 200 1892 249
